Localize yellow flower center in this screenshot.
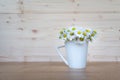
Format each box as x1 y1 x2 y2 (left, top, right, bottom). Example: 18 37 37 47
93 30 97 34
70 32 74 36
91 33 95 36
63 34 67 38
72 27 76 30
67 29 70 32
83 32 87 36
86 29 90 32
79 37 84 41
60 31 63 34
77 31 81 34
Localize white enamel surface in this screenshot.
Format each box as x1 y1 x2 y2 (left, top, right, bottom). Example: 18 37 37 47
65 41 88 69
56 41 88 69
56 45 68 65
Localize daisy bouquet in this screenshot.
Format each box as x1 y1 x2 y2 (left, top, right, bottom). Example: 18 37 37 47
59 26 97 43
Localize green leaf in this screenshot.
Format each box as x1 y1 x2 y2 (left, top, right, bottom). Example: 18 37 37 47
59 36 62 39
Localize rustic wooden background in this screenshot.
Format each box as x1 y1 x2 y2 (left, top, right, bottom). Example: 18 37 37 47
0 0 120 62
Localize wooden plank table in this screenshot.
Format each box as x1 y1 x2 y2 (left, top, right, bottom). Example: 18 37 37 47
0 62 120 80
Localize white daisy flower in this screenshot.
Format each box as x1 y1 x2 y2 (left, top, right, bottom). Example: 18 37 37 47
68 31 76 40
58 26 97 42
75 30 84 38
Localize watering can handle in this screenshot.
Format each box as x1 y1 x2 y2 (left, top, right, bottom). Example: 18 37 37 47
56 45 68 65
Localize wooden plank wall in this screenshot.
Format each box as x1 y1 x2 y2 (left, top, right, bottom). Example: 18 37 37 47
0 0 120 62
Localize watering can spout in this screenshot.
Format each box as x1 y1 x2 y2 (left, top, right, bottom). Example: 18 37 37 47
56 45 69 65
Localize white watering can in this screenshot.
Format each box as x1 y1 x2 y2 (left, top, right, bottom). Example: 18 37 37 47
56 41 88 69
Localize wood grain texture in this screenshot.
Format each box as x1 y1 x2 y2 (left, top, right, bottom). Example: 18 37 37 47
0 0 120 62
0 0 21 13
24 0 120 14
0 62 120 80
